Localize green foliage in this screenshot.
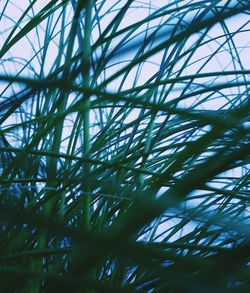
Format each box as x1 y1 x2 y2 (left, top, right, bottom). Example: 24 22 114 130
0 0 250 292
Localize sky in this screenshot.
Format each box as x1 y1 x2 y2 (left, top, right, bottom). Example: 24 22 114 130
0 0 249 242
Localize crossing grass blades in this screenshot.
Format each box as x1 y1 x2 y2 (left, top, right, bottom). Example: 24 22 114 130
0 0 250 292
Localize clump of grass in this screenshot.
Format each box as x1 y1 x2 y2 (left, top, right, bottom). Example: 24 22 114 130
0 0 249 291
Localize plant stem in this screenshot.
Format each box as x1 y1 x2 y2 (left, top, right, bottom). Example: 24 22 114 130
82 0 93 230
